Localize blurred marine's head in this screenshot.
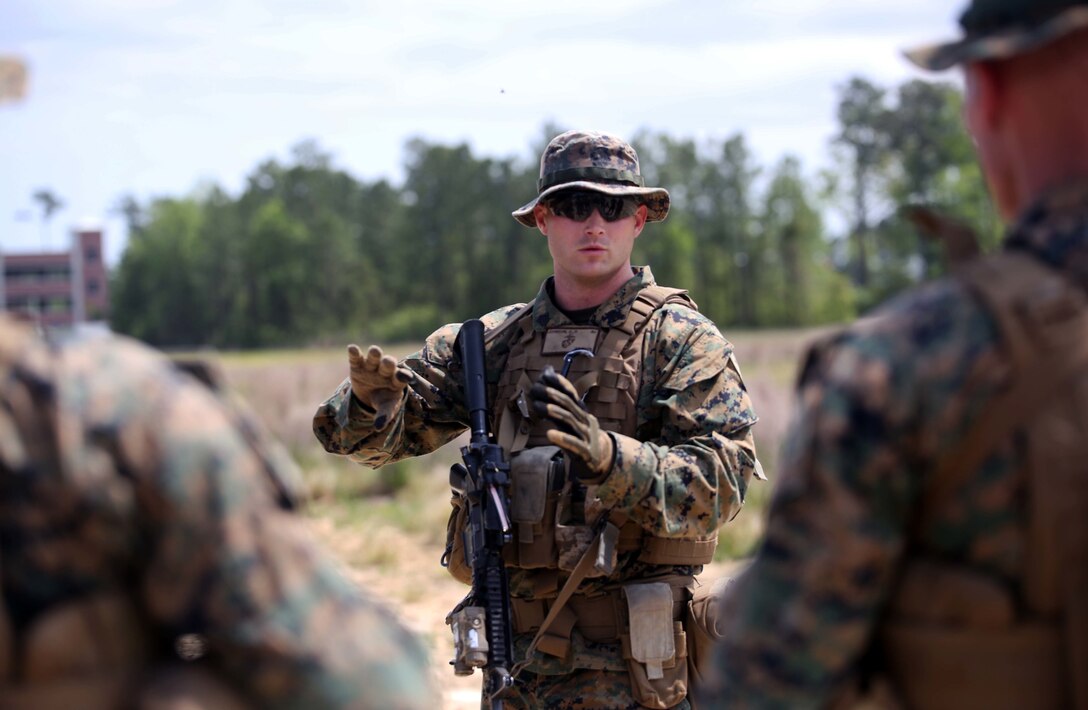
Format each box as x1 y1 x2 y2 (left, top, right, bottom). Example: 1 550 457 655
906 0 1088 221
905 0 1088 71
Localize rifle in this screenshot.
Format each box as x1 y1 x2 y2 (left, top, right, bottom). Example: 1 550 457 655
447 318 515 709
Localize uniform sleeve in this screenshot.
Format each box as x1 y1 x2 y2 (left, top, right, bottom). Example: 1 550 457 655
71 340 439 710
595 308 760 538
312 306 521 468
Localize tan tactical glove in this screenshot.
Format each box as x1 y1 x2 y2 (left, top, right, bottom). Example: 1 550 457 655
347 344 414 431
530 366 614 479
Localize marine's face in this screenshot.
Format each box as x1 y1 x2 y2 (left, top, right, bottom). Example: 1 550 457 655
533 194 647 289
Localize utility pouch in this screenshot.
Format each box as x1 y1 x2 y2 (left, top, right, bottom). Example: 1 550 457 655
441 493 472 585
622 583 688 709
555 521 597 574
508 446 563 568
685 575 735 692
555 485 617 578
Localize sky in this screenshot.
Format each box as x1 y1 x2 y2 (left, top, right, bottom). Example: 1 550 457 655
0 0 962 267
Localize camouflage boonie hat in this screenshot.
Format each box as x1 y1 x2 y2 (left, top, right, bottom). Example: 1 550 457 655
512 130 670 228
906 0 1088 71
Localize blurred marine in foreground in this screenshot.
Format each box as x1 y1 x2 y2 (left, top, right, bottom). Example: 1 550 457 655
702 0 1088 708
0 315 436 709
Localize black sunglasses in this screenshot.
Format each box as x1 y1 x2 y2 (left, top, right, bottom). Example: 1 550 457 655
543 191 640 222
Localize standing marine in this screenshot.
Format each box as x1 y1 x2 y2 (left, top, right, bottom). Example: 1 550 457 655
314 130 762 709
701 1 1088 708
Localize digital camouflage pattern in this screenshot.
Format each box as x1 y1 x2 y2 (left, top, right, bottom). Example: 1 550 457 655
0 318 437 709
906 0 1088 70
314 266 760 676
512 131 671 227
500 666 692 710
700 180 1088 708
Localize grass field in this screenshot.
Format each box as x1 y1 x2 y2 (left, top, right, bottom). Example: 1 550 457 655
206 327 828 708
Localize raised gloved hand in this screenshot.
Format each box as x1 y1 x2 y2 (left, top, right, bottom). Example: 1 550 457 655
530 366 614 478
347 344 414 431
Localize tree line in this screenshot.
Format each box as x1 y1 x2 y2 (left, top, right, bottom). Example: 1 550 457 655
109 75 998 350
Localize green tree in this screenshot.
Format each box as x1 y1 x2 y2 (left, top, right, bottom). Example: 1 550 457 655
634 132 760 327
830 76 999 304
833 77 891 294
758 157 854 326
111 198 207 346
396 139 539 330
883 80 1000 276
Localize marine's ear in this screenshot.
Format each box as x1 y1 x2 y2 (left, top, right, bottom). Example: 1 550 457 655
964 60 1004 135
533 203 550 236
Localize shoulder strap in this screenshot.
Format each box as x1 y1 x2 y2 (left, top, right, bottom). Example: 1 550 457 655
607 285 696 343
484 301 536 346
638 285 697 313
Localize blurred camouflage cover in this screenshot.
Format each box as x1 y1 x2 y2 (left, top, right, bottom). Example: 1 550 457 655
701 181 1088 707
0 317 437 709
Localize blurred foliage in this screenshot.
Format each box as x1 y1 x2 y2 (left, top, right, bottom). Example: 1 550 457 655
110 75 996 349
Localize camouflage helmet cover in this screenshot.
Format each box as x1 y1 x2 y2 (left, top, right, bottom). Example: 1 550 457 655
906 0 1088 70
512 130 670 228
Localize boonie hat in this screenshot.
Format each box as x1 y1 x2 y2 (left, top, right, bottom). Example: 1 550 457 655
906 0 1088 71
512 130 670 228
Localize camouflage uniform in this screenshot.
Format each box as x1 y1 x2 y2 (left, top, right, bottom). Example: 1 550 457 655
0 316 437 709
315 265 759 708
700 187 1088 706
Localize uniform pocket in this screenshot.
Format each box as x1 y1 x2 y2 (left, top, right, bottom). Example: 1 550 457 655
442 493 473 585
685 576 734 689
622 583 688 708
509 446 563 568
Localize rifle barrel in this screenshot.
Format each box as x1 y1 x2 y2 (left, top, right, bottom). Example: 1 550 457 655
460 319 490 441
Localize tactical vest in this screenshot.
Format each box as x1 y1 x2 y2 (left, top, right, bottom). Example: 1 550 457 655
0 316 248 710
871 252 1088 710
446 285 718 586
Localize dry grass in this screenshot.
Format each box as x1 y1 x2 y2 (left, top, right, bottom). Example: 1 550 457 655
203 327 827 708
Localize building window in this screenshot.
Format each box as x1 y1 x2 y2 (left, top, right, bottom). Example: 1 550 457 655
87 279 99 294
4 266 70 283
85 246 98 262
46 297 70 313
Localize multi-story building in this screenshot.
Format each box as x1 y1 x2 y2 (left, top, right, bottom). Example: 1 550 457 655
0 228 109 329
